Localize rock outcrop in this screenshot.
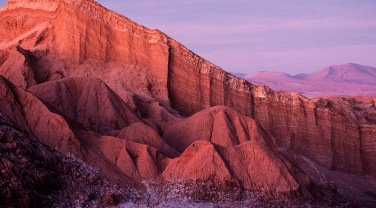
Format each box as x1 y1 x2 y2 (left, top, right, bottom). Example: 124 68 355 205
162 106 275 153
0 113 136 207
118 123 180 158
0 75 167 182
28 77 141 135
162 140 309 200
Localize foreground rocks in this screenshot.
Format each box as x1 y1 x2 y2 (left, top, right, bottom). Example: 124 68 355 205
0 114 136 207
0 75 365 207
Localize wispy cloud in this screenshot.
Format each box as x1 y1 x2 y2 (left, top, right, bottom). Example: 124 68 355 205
204 44 376 74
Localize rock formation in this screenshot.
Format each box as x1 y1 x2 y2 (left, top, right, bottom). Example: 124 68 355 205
0 0 375 207
162 140 310 200
0 76 167 181
28 77 141 135
0 112 139 207
161 106 276 153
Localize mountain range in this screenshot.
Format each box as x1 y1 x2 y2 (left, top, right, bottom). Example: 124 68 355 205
0 0 375 207
245 63 376 97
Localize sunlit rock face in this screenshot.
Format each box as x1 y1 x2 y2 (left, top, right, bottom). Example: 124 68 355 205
0 0 375 207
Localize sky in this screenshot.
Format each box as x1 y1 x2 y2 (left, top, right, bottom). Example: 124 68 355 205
1 0 375 75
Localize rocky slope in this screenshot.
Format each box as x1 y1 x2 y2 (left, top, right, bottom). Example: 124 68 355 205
245 63 376 97
0 113 139 207
28 77 141 135
0 0 375 206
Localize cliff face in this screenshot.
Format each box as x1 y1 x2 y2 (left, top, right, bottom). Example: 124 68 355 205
0 0 375 206
169 31 376 176
253 93 376 175
0 0 170 103
169 51 376 175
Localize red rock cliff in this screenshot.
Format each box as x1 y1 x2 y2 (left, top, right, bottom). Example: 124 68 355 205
0 0 375 177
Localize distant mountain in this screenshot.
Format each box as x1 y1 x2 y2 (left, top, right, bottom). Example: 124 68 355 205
245 63 376 97
248 71 294 80
303 63 376 84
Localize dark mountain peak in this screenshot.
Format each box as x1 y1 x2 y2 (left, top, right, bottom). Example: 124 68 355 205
293 73 308 80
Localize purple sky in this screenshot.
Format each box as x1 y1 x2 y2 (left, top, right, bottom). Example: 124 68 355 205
1 0 375 74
